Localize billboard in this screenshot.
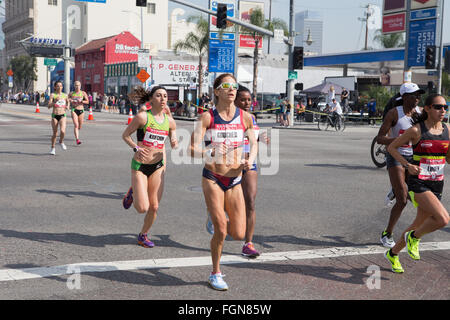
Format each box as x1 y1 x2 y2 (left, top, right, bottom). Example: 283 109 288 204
411 0 438 10
383 0 406 14
239 1 264 48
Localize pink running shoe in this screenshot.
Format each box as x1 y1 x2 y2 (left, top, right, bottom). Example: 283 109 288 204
241 242 260 258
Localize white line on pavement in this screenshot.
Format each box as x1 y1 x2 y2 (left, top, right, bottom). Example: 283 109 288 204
0 241 449 282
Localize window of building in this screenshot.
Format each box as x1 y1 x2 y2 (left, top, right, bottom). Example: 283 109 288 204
48 0 57 6
147 3 156 14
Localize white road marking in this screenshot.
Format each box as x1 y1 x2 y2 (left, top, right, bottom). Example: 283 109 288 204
0 241 449 282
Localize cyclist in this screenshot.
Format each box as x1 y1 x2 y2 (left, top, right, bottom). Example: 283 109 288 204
385 94 449 273
376 82 424 248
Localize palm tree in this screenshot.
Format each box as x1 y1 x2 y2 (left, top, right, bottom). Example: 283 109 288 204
240 8 288 98
173 15 209 101
373 29 405 48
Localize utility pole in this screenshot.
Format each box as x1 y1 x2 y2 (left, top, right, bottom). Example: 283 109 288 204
436 0 445 94
288 0 295 127
358 4 373 51
403 0 411 83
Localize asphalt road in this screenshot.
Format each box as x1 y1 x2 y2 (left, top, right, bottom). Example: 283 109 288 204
0 102 448 303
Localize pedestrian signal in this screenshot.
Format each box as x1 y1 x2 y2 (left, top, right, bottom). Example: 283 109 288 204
295 83 303 91
425 45 436 69
293 46 304 70
216 4 228 29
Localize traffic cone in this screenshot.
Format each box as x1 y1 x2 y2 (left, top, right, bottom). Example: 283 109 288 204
127 109 134 125
35 102 40 113
88 106 94 120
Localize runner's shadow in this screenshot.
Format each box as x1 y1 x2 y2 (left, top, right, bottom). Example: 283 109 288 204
305 163 379 171
153 234 234 255
252 234 379 249
36 189 123 200
0 229 135 248
228 262 389 285
0 151 49 157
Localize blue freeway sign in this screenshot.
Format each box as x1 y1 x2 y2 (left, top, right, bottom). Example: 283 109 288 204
407 18 437 67
208 40 235 73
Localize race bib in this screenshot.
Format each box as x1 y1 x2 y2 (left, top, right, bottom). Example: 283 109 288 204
418 158 445 181
55 99 66 107
143 128 168 149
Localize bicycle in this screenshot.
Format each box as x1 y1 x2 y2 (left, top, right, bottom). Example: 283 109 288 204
317 112 346 132
370 136 387 168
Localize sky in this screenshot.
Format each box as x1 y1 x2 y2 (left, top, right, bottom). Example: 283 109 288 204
169 0 450 54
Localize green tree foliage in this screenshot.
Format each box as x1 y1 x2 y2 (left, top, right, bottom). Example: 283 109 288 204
373 29 405 48
173 15 209 101
360 85 393 113
9 55 38 91
240 8 288 98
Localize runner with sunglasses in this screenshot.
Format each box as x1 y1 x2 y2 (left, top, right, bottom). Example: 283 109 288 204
122 86 178 248
48 81 70 155
376 83 424 248
385 94 450 273
190 74 257 291
69 81 89 145
234 85 270 258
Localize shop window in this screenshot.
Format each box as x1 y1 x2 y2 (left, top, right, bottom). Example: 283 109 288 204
48 0 58 6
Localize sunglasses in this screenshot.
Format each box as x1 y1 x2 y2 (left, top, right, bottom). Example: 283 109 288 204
432 104 449 111
216 82 239 90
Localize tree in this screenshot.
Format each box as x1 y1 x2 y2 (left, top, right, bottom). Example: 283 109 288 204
373 29 405 49
173 15 209 102
442 71 450 99
240 8 288 99
9 55 38 91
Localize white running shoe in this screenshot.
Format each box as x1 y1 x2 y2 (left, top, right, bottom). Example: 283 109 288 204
380 231 395 248
60 142 67 150
49 147 56 155
384 188 395 207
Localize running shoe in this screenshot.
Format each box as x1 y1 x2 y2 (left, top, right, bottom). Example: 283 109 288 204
384 250 404 273
206 212 214 235
76 139 82 145
137 233 154 248
385 188 395 207
60 142 67 150
405 230 420 260
208 273 228 291
242 242 260 258
380 231 395 248
122 187 133 210
49 147 56 155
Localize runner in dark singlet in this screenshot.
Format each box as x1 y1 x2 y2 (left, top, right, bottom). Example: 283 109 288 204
385 94 450 273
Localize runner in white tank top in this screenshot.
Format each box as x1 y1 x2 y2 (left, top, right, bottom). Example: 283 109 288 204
376 82 425 248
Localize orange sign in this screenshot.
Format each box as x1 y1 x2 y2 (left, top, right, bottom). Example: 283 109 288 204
6 69 13 76
136 69 150 83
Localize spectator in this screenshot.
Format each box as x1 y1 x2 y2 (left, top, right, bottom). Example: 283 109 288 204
341 87 349 112
367 98 377 126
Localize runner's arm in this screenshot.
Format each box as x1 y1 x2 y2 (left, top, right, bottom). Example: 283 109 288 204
168 117 178 149
122 111 147 150
189 112 210 158
376 108 397 145
387 125 421 175
244 112 257 168
82 92 89 105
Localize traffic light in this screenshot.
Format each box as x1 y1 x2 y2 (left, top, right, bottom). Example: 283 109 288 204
425 45 436 69
216 4 228 29
295 83 303 91
136 0 147 7
293 46 304 70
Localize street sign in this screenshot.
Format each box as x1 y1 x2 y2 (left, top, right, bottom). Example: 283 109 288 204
138 49 150 68
209 32 235 41
411 0 438 10
274 29 284 44
208 39 235 73
288 71 298 80
136 69 150 83
382 12 406 33
44 58 58 66
407 18 437 67
410 7 437 20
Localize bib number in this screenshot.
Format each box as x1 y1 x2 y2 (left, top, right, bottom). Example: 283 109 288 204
418 158 445 181
143 128 168 149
